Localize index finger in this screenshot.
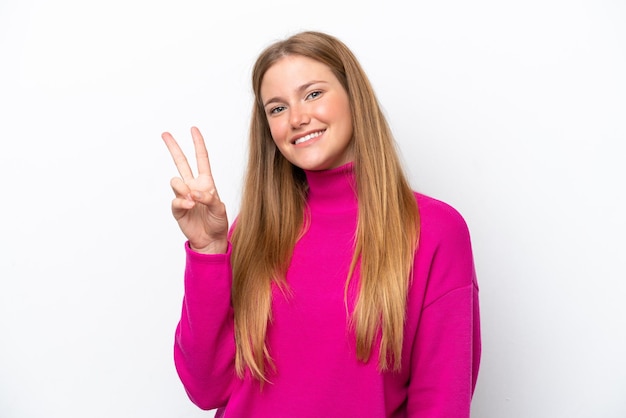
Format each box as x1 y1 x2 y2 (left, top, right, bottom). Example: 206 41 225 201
190 126 213 178
161 131 195 181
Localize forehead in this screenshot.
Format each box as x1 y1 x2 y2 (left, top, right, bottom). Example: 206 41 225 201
260 55 338 98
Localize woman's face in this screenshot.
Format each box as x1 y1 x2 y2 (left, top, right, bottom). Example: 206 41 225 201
260 55 354 171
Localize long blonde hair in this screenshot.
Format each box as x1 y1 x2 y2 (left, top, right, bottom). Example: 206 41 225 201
231 31 419 382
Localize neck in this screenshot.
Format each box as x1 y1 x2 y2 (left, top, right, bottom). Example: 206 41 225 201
304 162 358 213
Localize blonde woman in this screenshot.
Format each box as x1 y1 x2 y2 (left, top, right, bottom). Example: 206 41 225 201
162 31 480 417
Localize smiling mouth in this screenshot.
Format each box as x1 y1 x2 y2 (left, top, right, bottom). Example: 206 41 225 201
294 130 325 145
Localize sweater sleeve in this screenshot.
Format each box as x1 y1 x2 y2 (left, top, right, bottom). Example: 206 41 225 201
173 241 237 410
407 200 481 417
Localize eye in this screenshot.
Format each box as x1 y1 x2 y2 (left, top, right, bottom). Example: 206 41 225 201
269 105 286 115
306 90 322 100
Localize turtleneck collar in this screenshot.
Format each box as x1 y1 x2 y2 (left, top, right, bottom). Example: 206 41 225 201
304 162 358 213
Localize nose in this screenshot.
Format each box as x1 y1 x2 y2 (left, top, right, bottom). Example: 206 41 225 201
289 103 310 128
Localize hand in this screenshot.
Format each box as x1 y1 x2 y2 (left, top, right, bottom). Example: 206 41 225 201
161 127 228 254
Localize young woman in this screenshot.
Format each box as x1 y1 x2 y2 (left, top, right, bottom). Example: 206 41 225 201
162 31 480 417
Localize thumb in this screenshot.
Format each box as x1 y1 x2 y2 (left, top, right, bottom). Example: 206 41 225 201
191 188 221 207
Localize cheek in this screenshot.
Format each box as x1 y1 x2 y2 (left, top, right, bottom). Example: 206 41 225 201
267 118 286 142
323 96 351 127
315 102 333 120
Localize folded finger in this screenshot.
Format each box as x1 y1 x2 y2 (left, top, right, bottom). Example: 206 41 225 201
171 196 195 213
170 177 191 198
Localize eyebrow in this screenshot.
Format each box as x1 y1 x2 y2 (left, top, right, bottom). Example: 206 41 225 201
263 80 328 108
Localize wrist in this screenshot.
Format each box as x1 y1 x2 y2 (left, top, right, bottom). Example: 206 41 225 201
189 239 228 254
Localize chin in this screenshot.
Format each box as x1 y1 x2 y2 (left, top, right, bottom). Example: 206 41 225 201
295 163 328 171
294 157 336 171
285 148 352 171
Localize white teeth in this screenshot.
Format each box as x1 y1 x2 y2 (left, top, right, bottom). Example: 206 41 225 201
294 131 323 145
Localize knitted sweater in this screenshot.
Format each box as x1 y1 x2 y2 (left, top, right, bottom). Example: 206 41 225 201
174 163 481 417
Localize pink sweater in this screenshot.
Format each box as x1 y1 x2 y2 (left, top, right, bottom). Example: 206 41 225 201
174 163 481 417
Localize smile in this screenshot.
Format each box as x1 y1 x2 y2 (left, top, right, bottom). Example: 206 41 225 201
294 130 325 145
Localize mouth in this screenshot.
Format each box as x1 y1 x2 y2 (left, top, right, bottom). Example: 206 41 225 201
293 130 325 145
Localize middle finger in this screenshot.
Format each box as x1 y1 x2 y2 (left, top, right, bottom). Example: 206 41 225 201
162 131 195 182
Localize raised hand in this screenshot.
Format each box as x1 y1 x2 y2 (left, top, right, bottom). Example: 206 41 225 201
161 127 228 254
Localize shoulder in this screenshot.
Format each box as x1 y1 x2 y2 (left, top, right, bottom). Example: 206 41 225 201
412 193 477 297
414 192 472 252
415 193 470 235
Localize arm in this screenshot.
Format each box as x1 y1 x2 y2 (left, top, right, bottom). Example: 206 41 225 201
161 127 235 408
407 199 481 417
174 242 237 410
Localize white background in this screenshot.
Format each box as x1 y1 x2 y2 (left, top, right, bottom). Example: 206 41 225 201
1 1 625 417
